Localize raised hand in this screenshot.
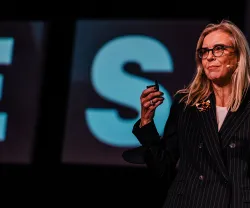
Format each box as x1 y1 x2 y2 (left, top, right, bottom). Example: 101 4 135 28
140 83 164 127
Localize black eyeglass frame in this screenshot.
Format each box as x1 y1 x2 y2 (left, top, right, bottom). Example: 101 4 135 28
197 44 234 59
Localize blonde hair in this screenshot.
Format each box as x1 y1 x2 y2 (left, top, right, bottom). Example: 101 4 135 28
177 19 250 112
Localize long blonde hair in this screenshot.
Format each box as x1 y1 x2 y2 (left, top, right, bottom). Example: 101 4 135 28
177 19 250 112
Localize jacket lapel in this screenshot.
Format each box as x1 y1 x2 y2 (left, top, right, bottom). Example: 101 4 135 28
196 93 229 180
219 89 250 148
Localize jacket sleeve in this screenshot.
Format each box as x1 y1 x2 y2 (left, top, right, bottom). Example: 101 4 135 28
132 93 182 179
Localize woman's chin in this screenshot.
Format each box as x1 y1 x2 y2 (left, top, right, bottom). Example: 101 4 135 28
208 75 220 82
207 73 222 81
207 72 224 80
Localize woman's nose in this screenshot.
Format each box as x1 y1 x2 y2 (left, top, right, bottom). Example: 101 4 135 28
206 50 215 60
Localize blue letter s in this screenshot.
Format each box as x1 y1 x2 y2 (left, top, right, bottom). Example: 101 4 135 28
86 35 173 147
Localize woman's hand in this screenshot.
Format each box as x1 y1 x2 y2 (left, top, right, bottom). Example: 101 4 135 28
140 86 164 127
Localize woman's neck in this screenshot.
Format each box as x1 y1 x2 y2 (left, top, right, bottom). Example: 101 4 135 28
212 83 232 107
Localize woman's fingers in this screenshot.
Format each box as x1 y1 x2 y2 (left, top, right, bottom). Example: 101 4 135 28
144 100 164 117
140 86 157 99
144 97 164 111
150 98 164 109
141 90 164 105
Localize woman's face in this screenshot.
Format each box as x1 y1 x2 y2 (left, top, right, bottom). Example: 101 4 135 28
200 30 238 86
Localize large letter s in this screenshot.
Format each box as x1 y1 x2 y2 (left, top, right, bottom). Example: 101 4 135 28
86 35 173 147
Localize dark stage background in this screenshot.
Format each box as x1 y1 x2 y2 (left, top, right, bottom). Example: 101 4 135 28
1 2 249 207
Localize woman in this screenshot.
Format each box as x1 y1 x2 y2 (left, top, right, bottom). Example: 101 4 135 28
126 20 250 208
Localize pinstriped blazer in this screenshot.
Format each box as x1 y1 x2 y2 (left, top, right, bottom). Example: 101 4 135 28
131 89 250 208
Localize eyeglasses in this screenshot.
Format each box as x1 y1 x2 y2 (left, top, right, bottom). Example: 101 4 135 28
197 44 234 59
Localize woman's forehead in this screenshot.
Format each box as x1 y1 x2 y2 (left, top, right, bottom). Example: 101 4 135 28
202 31 233 47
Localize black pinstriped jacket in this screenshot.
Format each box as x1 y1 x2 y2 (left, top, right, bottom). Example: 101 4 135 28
131 89 250 208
